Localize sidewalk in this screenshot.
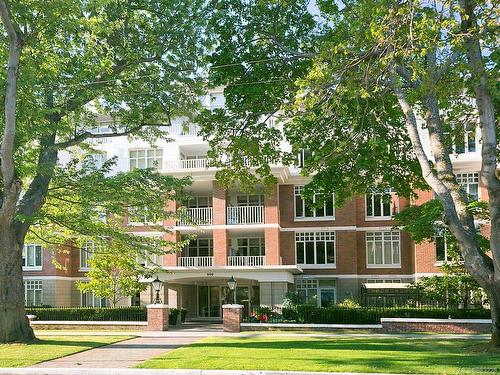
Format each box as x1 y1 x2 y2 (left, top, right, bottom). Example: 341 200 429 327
0 369 410 375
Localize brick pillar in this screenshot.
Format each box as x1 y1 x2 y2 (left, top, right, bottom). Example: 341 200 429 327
213 229 229 266
222 304 243 332
212 180 227 225
163 199 179 267
147 304 170 331
264 183 279 224
264 184 280 265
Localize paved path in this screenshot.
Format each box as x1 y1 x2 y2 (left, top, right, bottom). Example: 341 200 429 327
0 369 410 375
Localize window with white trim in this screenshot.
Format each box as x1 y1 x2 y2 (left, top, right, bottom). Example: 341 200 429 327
182 237 214 257
231 238 265 256
24 280 43 306
450 123 478 154
295 231 335 265
81 290 108 307
366 279 402 283
186 196 213 208
129 148 163 170
297 149 312 168
456 172 479 201
236 194 264 206
80 240 97 269
22 244 42 269
435 235 448 263
294 186 334 220
365 189 396 219
295 279 336 307
366 231 400 267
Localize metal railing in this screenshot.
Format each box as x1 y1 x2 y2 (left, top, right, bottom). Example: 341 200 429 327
227 255 266 267
177 207 213 226
164 158 209 170
177 256 214 267
227 206 264 224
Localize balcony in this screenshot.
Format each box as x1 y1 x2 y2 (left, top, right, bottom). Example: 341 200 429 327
227 206 264 225
228 256 266 267
177 207 213 226
177 256 213 267
169 123 201 136
164 159 209 171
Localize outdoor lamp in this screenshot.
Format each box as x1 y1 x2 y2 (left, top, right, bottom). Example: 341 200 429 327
151 276 163 304
227 276 237 304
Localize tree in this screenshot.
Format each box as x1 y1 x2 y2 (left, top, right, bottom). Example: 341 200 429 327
77 240 157 308
0 0 208 342
199 0 499 346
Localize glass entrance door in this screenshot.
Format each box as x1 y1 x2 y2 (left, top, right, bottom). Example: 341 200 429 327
222 286 251 316
198 286 220 318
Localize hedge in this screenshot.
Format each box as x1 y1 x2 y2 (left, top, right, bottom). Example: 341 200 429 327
295 305 492 324
25 306 189 324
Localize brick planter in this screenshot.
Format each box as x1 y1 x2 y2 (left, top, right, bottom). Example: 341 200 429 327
147 304 170 331
222 304 243 333
381 318 492 333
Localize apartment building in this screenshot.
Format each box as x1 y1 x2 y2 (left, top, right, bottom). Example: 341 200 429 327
22 89 489 318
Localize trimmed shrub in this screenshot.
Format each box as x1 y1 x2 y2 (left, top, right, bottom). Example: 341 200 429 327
180 308 188 323
169 308 179 326
295 305 491 324
25 306 147 321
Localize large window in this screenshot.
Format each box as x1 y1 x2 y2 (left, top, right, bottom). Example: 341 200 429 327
231 238 265 256
366 231 401 267
297 149 312 168
24 280 42 306
435 235 448 263
80 240 96 270
295 231 335 266
295 279 336 307
182 237 213 257
294 186 334 220
456 172 479 201
451 124 478 154
185 196 212 208
365 189 395 219
81 290 108 307
22 244 42 269
236 194 264 206
129 148 163 170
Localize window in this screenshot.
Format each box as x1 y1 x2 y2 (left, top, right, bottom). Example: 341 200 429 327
24 280 42 306
129 148 163 170
137 252 162 267
22 244 42 269
366 279 402 283
236 194 264 206
297 149 312 168
435 235 448 262
80 240 96 269
456 172 479 201
186 196 212 208
182 237 213 257
295 231 335 266
81 290 108 307
231 238 265 256
296 279 336 307
366 231 401 267
294 186 334 220
452 124 478 154
366 189 396 219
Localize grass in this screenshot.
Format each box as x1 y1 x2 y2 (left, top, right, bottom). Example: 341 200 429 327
137 335 500 374
0 335 132 367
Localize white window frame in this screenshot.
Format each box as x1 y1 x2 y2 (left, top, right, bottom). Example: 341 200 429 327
80 240 96 271
294 185 335 221
182 237 214 257
22 244 42 271
24 280 43 306
366 279 402 283
80 290 108 307
232 237 265 257
236 194 264 206
186 196 213 208
365 189 397 220
434 234 448 265
295 231 336 268
448 124 479 154
366 231 401 268
297 149 312 168
295 278 337 307
129 148 163 170
456 172 480 201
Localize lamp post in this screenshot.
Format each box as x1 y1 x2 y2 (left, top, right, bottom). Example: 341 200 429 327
151 276 163 304
227 276 237 304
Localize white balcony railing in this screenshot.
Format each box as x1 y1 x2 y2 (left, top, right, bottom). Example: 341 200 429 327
177 256 213 267
164 159 208 170
177 207 213 226
228 256 266 267
227 206 264 225
169 123 201 136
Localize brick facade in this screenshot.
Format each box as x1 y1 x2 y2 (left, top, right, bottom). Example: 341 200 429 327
222 304 243 332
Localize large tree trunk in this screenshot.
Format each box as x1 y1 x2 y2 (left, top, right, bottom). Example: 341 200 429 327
0 225 34 342
487 284 500 347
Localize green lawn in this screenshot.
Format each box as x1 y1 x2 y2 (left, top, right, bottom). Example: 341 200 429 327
0 335 132 367
137 336 500 374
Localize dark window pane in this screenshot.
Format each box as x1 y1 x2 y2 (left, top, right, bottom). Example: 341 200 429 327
382 194 391 216
316 242 325 264
296 242 304 264
374 195 382 216
295 195 303 217
366 195 373 216
306 242 315 264
325 196 334 216
327 242 335 263
435 237 446 261
304 198 314 217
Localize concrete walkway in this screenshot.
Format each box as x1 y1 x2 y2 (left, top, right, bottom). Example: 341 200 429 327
0 369 410 375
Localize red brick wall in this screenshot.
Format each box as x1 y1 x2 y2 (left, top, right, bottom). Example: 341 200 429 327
265 228 281 265
264 183 280 225
213 229 228 266
212 180 227 225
